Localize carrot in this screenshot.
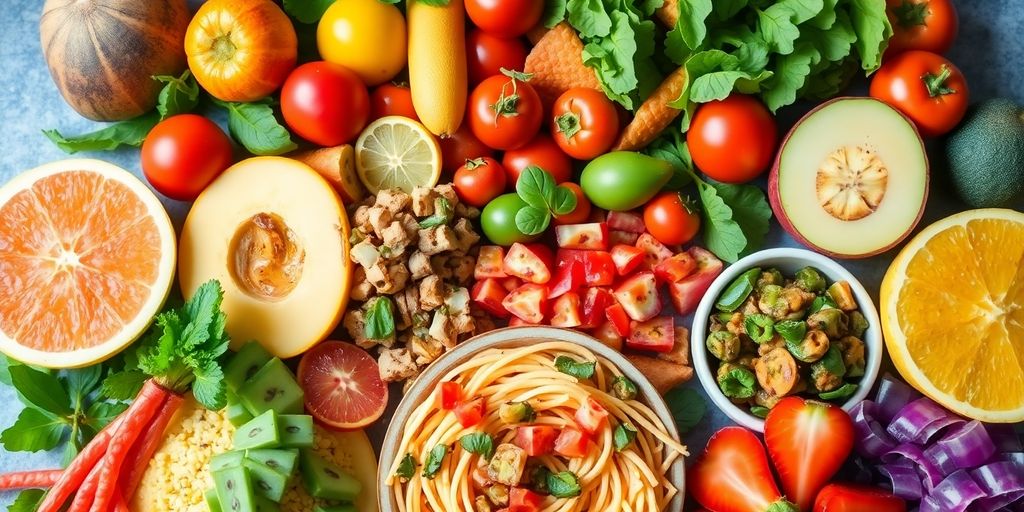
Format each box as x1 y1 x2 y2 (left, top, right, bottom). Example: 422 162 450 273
67 458 103 512
0 469 63 490
613 66 688 151
36 416 124 512
89 380 169 512
120 391 184 499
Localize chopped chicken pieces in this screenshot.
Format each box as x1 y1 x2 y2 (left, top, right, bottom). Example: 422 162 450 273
379 348 418 382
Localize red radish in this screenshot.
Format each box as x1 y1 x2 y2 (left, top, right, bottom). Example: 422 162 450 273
0 470 62 490
502 283 549 323
605 304 631 337
689 427 797 512
121 392 185 499
555 222 609 250
439 382 463 410
765 397 855 511
574 397 609 434
547 260 584 299
453 398 485 427
579 287 613 328
627 316 675 353
514 426 558 456
607 210 646 233
654 252 697 283
298 341 389 430
613 272 661 321
503 243 554 284
635 233 673 270
472 278 511 317
36 417 123 512
553 428 590 458
668 247 723 315
556 249 616 286
550 292 583 328
608 230 640 246
610 244 645 275
474 246 507 279
813 483 906 512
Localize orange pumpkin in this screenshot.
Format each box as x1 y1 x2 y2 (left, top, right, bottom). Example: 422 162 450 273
185 0 298 102
39 0 190 121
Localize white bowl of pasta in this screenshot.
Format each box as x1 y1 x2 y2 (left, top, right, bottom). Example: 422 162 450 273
378 326 688 512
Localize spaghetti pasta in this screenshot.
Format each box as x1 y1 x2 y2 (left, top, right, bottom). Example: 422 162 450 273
386 341 688 512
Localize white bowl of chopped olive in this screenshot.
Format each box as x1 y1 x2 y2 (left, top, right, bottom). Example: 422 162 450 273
691 248 883 432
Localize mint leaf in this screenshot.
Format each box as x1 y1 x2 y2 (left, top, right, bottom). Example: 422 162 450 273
9 365 72 416
9 489 45 512
613 423 637 451
668 0 713 52
215 100 297 156
664 386 706 433
43 111 160 154
711 182 772 256
459 432 495 460
849 0 893 72
542 0 567 27
422 444 449 479
100 369 148 401
697 181 747 263
181 280 225 350
515 206 550 236
779 0 825 24
554 355 596 379
547 471 582 498
567 0 611 38
154 70 199 120
395 453 417 480
757 4 800 55
282 0 335 24
85 401 128 431
516 166 556 209
550 185 577 216
762 43 819 111
191 360 227 410
1 408 65 452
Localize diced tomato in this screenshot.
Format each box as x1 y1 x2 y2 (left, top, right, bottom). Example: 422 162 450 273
472 278 510 318
574 396 610 434
613 271 661 321
503 283 549 323
471 466 490 489
627 316 675 353
556 249 615 286
605 303 631 337
438 381 463 410
606 210 645 233
547 260 584 299
610 244 645 276
509 488 544 510
550 292 582 328
591 320 624 351
474 245 507 279
588 208 607 224
609 230 640 246
509 316 542 327
453 398 485 427
554 427 591 457
635 233 673 270
579 287 613 328
654 252 697 283
501 276 523 292
513 426 558 456
668 247 724 315
503 243 554 284
555 222 609 250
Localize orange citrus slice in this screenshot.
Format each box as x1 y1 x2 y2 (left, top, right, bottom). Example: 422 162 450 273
0 159 176 368
881 208 1024 422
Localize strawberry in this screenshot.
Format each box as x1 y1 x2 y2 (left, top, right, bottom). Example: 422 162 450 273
689 427 796 512
813 483 906 512
764 397 855 511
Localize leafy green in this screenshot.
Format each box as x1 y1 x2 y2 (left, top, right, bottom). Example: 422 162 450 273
554 356 596 380
422 444 449 479
541 0 568 27
419 198 453 228
213 99 297 156
514 166 577 236
718 366 757 399
546 470 582 498
664 386 706 433
459 432 495 460
1 408 64 452
395 453 418 480
365 297 396 340
613 423 637 451
9 489 45 512
751 405 771 418
282 0 335 24
668 0 713 52
43 111 160 154
154 70 200 120
9 365 72 416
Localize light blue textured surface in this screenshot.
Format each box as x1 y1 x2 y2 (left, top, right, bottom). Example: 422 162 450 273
0 0 1022 508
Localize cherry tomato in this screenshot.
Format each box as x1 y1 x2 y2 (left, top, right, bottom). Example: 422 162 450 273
551 87 620 159
870 50 968 137
886 0 958 55
465 0 543 38
141 114 233 201
687 94 777 184
453 157 507 207
466 30 528 85
643 191 700 246
469 73 543 150
281 61 370 146
502 133 573 186
369 83 418 121
439 124 494 172
553 183 592 225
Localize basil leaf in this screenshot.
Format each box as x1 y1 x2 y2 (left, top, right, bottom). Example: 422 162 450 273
43 111 160 154
215 100 297 156
9 489 45 512
697 181 747 263
395 453 417 480
711 182 772 256
459 432 495 460
550 185 578 216
154 70 199 120
100 369 148 401
9 365 72 416
419 198 452 228
422 444 449 479
819 383 858 401
554 355 596 379
85 401 129 431
718 367 756 399
750 405 771 418
613 423 637 451
516 166 555 210
775 320 808 343
515 206 550 236
546 470 582 498
64 366 103 409
282 0 335 24
1 408 65 452
664 387 706 433
365 297 396 340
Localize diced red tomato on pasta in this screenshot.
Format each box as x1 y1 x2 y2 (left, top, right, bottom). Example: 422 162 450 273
454 398 485 427
514 426 558 456
574 396 609 434
554 428 591 458
439 381 462 410
509 487 544 510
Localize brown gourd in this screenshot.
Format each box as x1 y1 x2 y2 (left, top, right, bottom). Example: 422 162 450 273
39 0 190 121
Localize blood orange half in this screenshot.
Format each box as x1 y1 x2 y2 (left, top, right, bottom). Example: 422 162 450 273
0 159 176 368
298 341 389 430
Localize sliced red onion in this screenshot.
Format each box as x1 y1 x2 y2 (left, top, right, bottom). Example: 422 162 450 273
918 469 986 512
923 442 959 476
1003 451 1024 466
939 420 997 469
976 491 1024 512
883 443 945 491
851 400 897 457
986 423 1024 452
875 374 920 422
887 398 964 445
972 461 1024 496
878 463 924 500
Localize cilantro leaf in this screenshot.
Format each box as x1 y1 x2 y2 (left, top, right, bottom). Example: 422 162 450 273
711 182 772 256
43 112 160 154
282 0 335 24
214 100 297 156
154 70 199 120
849 0 893 72
8 365 72 416
696 182 747 263
9 489 45 512
757 4 801 55
554 356 596 379
664 386 706 433
1 407 65 452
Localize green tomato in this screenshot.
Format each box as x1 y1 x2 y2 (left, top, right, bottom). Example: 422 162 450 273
580 151 674 211
480 193 540 246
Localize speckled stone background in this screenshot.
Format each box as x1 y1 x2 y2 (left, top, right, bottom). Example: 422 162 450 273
0 0 1022 508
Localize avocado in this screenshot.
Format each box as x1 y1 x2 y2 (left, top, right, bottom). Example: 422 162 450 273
946 98 1024 207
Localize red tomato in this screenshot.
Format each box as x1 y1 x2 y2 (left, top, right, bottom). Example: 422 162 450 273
453 398 485 427
502 134 573 186
141 114 233 201
574 397 609 434
550 291 583 328
281 61 370 146
513 426 558 456
556 249 616 287
814 483 906 512
654 253 697 283
552 183 592 225
547 260 585 299
643 191 700 245
509 488 544 511
869 50 968 137
551 88 620 159
439 124 494 172
465 0 543 38
469 74 543 150
369 83 418 121
502 283 549 323
438 381 462 410
503 243 553 284
553 428 590 458
466 30 528 85
610 245 644 276
604 303 631 337
687 94 777 184
471 278 511 317
454 157 508 207
886 0 957 55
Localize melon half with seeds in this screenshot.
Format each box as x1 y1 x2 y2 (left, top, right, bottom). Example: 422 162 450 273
769 97 929 259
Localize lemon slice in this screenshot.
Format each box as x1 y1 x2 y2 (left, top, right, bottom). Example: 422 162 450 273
354 116 441 194
881 208 1024 422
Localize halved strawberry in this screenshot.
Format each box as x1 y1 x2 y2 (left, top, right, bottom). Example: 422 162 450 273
547 260 584 299
689 427 795 512
503 243 554 284
555 222 609 250
502 283 549 323
609 230 640 246
610 244 645 276
605 303 631 337
613 271 661 321
471 278 510 318
654 252 697 283
607 210 646 233
627 316 675 353
580 287 613 328
636 233 673 270
474 245 507 279
550 292 582 328
668 247 723 315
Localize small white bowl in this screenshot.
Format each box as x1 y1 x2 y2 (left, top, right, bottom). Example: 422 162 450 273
690 248 883 432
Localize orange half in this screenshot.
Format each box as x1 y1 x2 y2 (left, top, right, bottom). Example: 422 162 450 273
0 159 175 368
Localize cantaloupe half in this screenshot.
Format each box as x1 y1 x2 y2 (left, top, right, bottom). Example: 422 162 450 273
178 157 351 358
